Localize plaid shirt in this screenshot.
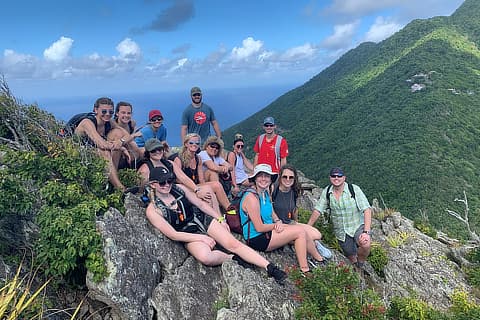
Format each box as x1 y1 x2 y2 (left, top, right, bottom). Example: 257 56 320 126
314 182 370 242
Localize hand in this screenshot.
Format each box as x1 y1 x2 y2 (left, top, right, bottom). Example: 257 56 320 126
273 221 284 233
197 188 212 200
358 233 371 247
199 235 216 249
121 147 131 163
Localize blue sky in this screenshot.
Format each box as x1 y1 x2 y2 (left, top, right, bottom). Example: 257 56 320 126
0 0 464 101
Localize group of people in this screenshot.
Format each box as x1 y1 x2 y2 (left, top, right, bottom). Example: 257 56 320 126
72 86 372 284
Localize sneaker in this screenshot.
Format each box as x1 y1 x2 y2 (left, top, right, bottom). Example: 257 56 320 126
232 255 255 269
307 257 319 269
267 263 287 284
315 240 333 260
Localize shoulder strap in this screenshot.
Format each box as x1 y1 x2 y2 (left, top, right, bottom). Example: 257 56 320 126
274 135 283 161
326 184 332 210
258 134 265 149
348 183 356 200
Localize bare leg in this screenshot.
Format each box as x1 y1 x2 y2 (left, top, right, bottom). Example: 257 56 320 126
185 241 231 266
207 221 269 269
268 225 309 272
99 149 125 191
202 181 230 210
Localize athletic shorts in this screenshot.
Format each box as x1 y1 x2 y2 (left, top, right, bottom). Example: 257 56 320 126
246 231 272 252
338 225 364 258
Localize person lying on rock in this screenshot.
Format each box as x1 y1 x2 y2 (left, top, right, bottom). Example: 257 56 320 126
145 166 288 284
239 164 326 275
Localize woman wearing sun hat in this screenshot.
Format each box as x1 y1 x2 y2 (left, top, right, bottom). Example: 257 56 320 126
239 164 326 274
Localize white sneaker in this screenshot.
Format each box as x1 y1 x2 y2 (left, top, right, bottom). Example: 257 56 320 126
315 240 333 260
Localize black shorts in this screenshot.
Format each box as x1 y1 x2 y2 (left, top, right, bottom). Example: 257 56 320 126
247 231 272 251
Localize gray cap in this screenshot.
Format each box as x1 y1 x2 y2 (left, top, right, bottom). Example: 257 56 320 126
263 116 275 125
144 138 164 152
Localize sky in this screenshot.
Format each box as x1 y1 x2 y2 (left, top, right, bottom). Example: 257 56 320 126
0 0 465 101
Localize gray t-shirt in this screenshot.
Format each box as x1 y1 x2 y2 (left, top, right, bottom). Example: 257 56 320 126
181 103 216 143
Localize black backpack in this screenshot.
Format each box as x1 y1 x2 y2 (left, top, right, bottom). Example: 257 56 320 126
59 112 97 137
325 183 357 212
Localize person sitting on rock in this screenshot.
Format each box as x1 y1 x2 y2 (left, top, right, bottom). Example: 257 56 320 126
272 164 332 259
171 133 232 213
134 109 168 154
74 97 127 191
307 167 372 271
240 164 326 275
226 133 253 196
145 166 287 284
198 136 233 196
137 138 222 215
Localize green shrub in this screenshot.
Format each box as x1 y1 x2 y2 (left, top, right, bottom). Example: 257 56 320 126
387 295 434 320
368 243 389 277
413 219 437 238
288 261 386 319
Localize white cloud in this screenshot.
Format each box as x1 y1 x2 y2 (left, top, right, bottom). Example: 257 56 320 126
231 37 264 60
281 43 316 60
116 38 141 61
326 0 397 16
364 16 402 43
43 36 73 61
321 21 359 50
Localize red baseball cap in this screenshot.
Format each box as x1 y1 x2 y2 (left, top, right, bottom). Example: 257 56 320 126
148 110 163 120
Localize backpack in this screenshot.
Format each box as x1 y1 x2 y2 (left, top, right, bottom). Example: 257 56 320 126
225 151 237 166
325 183 357 212
225 188 258 235
258 134 283 167
59 112 96 136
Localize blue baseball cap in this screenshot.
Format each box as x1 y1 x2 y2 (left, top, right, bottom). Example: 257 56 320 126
329 167 344 177
263 116 275 125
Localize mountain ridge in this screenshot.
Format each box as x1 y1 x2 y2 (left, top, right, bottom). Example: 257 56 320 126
224 0 480 237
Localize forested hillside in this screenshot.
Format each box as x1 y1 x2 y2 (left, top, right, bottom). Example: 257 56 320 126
224 0 480 238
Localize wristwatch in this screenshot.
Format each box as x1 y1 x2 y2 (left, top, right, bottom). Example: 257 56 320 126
363 230 372 236
120 138 126 146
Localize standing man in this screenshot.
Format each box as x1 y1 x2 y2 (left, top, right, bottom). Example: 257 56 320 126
307 167 372 271
253 116 288 174
181 86 221 144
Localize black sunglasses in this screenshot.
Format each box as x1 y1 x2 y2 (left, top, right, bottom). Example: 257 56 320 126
192 93 202 97
330 174 344 178
264 124 274 128
236 144 244 148
101 109 114 115
209 144 220 149
188 141 201 145
158 178 174 186
151 117 163 122
282 175 294 180
151 147 164 153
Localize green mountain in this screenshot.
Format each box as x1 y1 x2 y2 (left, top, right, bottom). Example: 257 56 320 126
224 0 480 237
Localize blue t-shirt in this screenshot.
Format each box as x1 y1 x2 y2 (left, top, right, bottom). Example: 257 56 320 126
181 103 216 143
135 124 167 147
239 191 273 240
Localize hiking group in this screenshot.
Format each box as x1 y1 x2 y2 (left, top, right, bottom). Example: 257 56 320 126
68 86 371 283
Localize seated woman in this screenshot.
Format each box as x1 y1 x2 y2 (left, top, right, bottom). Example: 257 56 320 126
134 109 168 154
107 101 143 169
138 138 220 213
226 133 253 196
171 133 232 212
145 166 287 284
240 164 326 274
198 136 233 195
272 164 332 259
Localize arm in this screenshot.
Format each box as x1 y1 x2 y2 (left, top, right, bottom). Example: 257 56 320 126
170 160 211 200
242 193 275 233
197 157 206 184
203 158 229 174
176 184 223 220
307 209 321 226
240 152 254 172
75 119 118 150
180 125 187 144
227 152 238 189
363 207 372 232
211 120 221 139
146 202 212 243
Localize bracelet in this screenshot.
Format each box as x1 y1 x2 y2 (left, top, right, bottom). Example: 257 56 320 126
217 215 225 223
194 187 200 194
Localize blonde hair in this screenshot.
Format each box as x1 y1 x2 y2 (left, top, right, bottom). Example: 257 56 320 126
179 133 201 168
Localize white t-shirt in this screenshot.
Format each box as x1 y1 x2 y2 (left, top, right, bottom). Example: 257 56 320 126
198 150 226 172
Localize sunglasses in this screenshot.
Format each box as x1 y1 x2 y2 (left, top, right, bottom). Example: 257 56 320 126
192 93 202 97
101 109 114 115
150 117 163 122
151 148 164 153
282 175 294 180
188 141 201 145
264 124 274 128
235 144 244 148
156 178 174 186
209 144 220 149
330 174 344 178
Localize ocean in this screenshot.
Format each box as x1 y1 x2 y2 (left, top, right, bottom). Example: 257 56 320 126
32 85 292 146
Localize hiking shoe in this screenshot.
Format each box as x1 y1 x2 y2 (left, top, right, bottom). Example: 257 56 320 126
315 240 333 260
232 255 255 269
267 263 287 284
308 257 319 269
301 270 313 278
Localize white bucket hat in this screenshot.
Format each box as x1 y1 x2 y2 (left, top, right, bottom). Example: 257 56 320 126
248 164 278 183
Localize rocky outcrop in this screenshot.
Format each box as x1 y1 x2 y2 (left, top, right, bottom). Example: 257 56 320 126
87 195 297 320
86 181 479 319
